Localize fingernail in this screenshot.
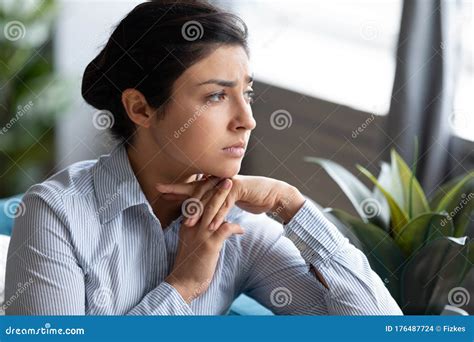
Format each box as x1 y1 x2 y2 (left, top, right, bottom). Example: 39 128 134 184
208 222 215 231
221 179 231 189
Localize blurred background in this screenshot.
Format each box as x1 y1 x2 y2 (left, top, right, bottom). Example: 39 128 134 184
0 0 473 315
0 0 472 208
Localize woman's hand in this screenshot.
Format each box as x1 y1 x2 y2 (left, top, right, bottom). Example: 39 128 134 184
164 178 244 304
156 174 306 230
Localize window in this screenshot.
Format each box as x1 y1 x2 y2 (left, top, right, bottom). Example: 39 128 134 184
231 0 402 115
452 0 473 142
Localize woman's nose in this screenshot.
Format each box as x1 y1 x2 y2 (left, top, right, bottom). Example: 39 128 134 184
233 102 256 131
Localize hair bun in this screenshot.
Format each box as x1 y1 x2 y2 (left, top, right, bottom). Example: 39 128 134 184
81 49 118 112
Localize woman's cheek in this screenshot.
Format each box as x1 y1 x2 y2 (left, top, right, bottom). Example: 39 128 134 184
175 129 209 160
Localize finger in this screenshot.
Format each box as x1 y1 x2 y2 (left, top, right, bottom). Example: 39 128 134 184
156 176 219 196
182 185 217 227
185 179 225 227
212 222 244 243
160 193 190 201
181 183 219 227
190 176 221 201
184 177 222 226
208 192 236 231
199 179 232 230
156 182 194 196
180 197 205 226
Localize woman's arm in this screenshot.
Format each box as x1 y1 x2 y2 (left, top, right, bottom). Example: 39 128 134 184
4 189 193 315
240 191 403 315
154 175 403 314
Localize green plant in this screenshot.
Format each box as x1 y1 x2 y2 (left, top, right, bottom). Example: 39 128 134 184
305 150 474 315
0 0 70 197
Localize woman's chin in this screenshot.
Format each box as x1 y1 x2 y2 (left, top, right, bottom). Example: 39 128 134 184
207 164 241 179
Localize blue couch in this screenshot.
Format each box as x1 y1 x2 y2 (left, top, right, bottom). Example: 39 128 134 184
0 194 23 236
0 194 272 315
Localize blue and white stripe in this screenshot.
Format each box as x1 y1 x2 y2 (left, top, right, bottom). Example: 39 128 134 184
4 143 403 315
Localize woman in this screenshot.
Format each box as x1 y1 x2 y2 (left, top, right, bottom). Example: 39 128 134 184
5 1 402 315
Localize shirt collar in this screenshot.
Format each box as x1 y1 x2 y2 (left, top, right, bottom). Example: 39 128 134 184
93 142 150 224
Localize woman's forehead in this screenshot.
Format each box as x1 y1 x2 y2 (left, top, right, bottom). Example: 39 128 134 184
181 46 251 85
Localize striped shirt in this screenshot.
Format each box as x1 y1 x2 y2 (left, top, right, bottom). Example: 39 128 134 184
5 143 403 315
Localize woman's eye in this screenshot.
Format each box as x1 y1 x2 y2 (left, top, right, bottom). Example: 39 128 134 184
208 92 227 102
244 90 255 104
207 90 255 104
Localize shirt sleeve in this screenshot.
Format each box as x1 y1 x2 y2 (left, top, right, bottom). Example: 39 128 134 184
4 189 193 316
240 199 403 315
126 282 193 315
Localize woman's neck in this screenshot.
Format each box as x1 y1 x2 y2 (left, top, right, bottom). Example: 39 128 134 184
126 143 198 228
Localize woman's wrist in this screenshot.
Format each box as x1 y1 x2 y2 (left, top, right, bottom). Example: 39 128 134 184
165 276 194 304
272 184 306 224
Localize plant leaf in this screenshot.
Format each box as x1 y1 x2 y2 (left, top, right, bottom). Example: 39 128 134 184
401 236 471 315
372 162 391 231
326 208 405 303
434 171 474 212
433 172 474 237
357 165 409 236
304 157 374 223
388 153 405 210
452 197 474 237
429 174 466 209
396 213 454 257
391 149 430 218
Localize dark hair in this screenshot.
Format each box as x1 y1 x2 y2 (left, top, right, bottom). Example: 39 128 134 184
81 0 248 145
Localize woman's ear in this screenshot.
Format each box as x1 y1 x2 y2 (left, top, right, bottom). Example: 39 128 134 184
121 88 154 128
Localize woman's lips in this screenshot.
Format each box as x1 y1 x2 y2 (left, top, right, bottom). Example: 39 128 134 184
222 146 245 157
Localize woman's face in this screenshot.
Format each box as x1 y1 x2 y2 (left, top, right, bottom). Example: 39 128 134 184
149 45 256 179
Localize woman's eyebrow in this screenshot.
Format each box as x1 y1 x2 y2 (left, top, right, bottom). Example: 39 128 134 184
196 74 254 87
